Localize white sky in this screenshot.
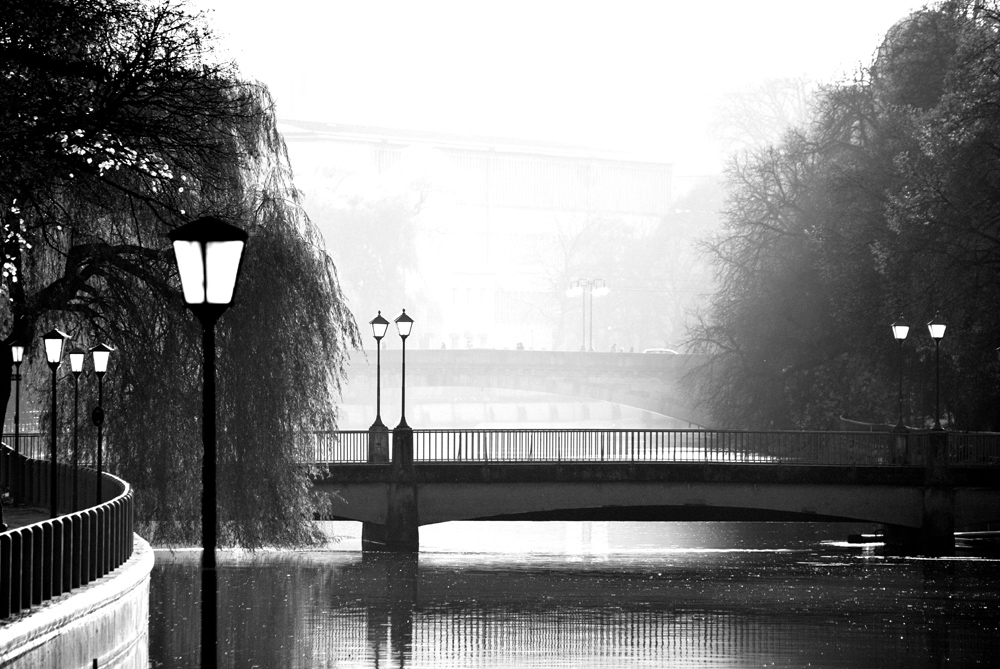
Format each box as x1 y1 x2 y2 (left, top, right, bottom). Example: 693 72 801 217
191 0 928 176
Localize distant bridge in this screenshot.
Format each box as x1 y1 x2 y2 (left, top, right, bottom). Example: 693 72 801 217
344 350 711 427
311 428 1000 556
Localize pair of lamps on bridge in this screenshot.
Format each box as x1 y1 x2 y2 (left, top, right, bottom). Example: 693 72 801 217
8 336 112 519
368 310 414 430
567 278 609 352
890 314 946 431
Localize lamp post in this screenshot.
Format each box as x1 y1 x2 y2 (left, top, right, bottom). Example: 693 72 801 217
10 342 23 502
69 347 84 511
394 310 413 430
566 279 609 351
43 329 69 518
169 216 247 669
891 317 910 429
927 314 947 431
370 312 389 428
90 343 112 506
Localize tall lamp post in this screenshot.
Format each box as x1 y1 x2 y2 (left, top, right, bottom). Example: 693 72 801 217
68 348 84 511
169 216 248 669
43 329 69 518
11 342 23 501
891 317 910 429
566 279 609 351
90 343 112 506
927 314 947 431
370 312 389 428
394 310 413 430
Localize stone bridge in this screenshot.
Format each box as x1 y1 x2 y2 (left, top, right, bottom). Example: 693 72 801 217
344 349 711 427
312 428 1000 556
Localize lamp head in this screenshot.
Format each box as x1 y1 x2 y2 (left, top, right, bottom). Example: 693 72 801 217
370 311 390 341
927 313 947 341
395 309 414 339
891 316 910 341
42 329 69 368
10 340 24 365
90 343 114 377
169 216 248 324
69 347 85 376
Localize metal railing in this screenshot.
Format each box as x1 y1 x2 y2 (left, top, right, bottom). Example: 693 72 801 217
300 429 1000 467
0 444 135 620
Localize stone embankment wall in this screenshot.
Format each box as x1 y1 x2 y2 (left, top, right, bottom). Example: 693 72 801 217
0 535 153 669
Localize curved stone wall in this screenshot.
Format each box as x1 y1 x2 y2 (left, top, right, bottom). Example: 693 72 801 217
0 535 153 669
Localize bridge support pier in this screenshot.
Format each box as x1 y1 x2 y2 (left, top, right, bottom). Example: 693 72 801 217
362 426 419 553
883 431 955 556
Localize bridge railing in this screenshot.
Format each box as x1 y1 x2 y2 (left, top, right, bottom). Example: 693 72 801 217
0 443 136 620
306 429 951 466
408 429 909 465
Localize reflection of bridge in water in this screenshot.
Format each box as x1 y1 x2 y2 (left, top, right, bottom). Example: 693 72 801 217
310 428 1000 556
257 554 974 668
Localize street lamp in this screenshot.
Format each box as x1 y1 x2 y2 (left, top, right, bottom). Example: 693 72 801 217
169 215 247 669
565 279 609 351
927 313 947 431
43 329 69 518
69 347 84 511
891 317 909 429
10 342 23 458
370 312 389 428
394 310 413 429
90 343 112 506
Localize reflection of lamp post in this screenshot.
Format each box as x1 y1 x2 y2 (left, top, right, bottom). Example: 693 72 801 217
69 347 84 511
43 329 69 518
169 216 247 669
927 314 947 431
394 310 413 429
90 343 112 506
370 312 389 428
566 279 609 351
891 317 909 429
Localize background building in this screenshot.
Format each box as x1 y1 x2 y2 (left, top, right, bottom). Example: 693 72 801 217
282 121 710 353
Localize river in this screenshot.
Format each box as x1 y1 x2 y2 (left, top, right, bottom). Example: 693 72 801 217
148 520 1000 668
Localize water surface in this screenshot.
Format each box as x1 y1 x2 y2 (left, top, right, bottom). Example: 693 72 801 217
149 521 1000 668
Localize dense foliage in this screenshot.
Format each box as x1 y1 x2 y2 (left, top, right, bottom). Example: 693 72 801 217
0 0 359 545
693 0 1000 430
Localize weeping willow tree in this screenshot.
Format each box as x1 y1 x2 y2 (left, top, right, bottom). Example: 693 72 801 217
0 0 359 546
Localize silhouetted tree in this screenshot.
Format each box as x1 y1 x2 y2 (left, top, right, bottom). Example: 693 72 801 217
693 0 1000 430
1 0 359 546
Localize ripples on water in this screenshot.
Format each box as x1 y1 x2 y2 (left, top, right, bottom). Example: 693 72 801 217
149 521 1000 668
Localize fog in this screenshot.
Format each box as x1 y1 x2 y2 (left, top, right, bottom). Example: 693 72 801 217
188 0 926 363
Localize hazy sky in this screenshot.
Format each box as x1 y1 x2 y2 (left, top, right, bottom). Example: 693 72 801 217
192 0 927 176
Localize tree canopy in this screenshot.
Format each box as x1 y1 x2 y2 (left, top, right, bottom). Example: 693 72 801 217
693 0 1000 431
1 0 359 546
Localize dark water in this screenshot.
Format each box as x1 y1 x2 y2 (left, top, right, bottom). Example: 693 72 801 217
149 521 1000 668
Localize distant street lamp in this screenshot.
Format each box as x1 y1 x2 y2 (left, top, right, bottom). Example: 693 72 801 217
10 342 23 456
90 343 113 506
169 216 248 669
566 279 609 351
891 317 910 429
43 329 69 518
370 312 389 429
394 310 414 429
69 347 84 511
927 314 947 431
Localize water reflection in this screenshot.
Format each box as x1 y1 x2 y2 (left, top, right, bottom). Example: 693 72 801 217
148 522 1000 668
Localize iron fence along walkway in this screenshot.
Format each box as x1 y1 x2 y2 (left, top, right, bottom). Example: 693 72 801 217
301 429 992 467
